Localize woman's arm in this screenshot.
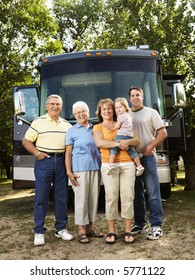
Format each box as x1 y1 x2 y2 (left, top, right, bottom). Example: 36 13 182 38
118 130 140 150
65 145 80 186
93 130 119 149
93 130 140 150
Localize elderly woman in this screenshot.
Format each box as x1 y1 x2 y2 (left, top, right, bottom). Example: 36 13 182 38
65 101 103 244
93 98 140 244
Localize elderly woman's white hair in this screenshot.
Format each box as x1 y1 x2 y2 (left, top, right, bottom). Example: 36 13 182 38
72 101 90 114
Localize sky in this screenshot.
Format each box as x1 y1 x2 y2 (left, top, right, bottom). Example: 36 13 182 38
46 0 52 8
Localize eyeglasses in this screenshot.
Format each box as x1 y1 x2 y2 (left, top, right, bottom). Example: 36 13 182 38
74 110 88 115
47 103 62 106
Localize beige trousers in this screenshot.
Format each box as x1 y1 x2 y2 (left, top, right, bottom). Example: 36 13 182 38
101 164 135 220
72 170 101 225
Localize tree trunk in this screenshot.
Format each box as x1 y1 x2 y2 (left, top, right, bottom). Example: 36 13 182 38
5 164 11 179
183 128 195 191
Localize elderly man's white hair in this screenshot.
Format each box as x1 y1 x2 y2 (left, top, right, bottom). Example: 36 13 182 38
72 101 89 114
46 94 63 105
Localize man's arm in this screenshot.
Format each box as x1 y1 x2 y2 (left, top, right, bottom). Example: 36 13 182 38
143 127 167 155
22 138 49 159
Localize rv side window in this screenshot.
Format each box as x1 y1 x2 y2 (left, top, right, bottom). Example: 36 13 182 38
17 88 39 122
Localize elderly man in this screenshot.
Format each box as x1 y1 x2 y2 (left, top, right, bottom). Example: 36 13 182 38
22 94 73 246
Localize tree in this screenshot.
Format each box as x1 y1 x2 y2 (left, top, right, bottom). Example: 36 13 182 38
1 0 194 188
52 0 195 190
95 0 195 190
52 0 105 52
0 0 63 178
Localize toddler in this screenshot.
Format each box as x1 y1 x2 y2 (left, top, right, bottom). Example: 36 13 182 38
107 97 144 176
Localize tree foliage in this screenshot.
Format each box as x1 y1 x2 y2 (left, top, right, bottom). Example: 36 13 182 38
52 0 194 133
53 0 105 52
0 0 194 189
0 0 62 177
52 0 195 190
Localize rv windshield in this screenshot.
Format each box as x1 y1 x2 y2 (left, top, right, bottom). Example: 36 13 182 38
40 57 164 122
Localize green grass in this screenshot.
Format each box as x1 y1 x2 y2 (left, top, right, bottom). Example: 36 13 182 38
0 180 12 194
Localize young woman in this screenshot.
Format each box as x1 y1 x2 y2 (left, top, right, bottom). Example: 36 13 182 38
93 98 140 244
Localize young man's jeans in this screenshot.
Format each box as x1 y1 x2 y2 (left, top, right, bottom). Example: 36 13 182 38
34 155 68 234
134 154 163 227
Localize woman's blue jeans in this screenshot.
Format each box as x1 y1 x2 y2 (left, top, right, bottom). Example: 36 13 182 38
134 154 163 227
34 155 68 234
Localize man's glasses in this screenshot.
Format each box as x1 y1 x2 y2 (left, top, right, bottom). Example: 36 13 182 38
74 110 88 115
47 103 62 106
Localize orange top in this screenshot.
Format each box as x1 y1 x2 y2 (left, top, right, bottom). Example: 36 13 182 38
93 124 133 164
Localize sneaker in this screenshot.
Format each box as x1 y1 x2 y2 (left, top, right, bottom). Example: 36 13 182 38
55 229 74 241
34 233 45 246
136 165 145 176
147 226 163 240
107 164 116 175
131 224 147 235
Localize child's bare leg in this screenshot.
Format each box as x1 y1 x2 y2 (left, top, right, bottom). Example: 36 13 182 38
109 154 116 165
134 157 145 176
107 154 117 175
133 156 141 167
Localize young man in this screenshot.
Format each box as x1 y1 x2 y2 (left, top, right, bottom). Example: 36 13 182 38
129 86 167 240
22 94 73 245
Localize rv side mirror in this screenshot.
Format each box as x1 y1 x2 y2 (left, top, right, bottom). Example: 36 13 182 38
14 91 26 115
172 83 186 108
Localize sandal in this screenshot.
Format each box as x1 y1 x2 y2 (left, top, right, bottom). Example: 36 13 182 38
124 232 135 244
78 233 90 244
106 233 117 244
86 230 104 238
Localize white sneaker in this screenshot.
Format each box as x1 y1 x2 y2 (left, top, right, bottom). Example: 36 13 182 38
107 164 116 175
34 233 45 246
136 165 145 176
55 229 74 241
147 226 163 240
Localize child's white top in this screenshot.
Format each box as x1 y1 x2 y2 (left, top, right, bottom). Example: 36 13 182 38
117 112 134 137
